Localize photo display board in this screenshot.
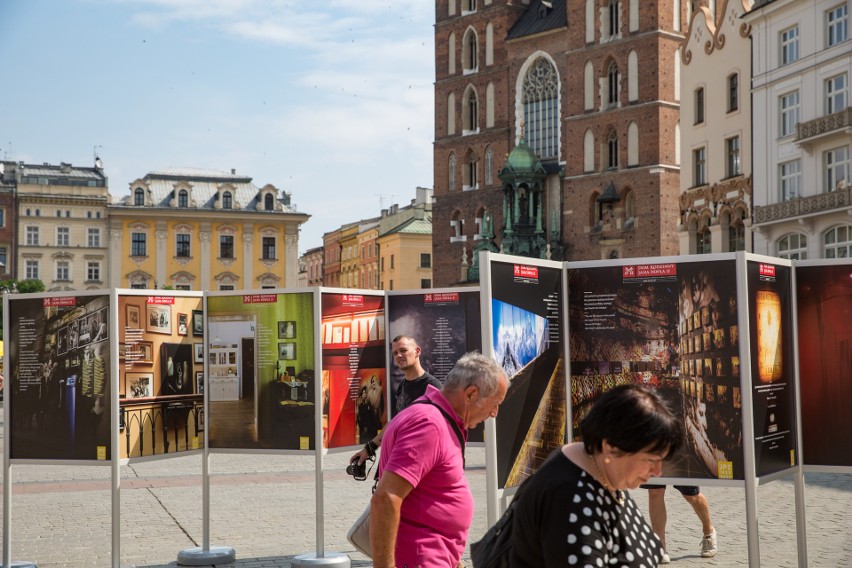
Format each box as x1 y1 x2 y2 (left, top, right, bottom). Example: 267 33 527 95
746 259 798 476
321 291 386 449
118 293 203 459
488 257 565 489
795 261 852 468
568 257 745 480
386 289 484 442
7 292 112 461
206 291 315 451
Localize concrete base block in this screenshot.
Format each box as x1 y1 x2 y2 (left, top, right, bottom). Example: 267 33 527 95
291 551 351 567
176 545 236 566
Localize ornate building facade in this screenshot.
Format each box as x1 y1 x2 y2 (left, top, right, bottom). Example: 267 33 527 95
747 0 852 260
432 0 688 286
679 0 753 255
2 160 109 290
108 167 308 290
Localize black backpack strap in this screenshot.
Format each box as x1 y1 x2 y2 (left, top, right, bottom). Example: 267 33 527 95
412 399 466 468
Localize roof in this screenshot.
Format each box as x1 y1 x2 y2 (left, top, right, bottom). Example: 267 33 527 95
507 0 567 40
123 167 298 213
383 216 432 237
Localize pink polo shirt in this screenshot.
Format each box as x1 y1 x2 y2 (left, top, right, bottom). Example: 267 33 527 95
379 385 472 568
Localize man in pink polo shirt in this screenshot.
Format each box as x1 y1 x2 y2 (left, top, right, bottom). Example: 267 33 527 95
370 352 508 568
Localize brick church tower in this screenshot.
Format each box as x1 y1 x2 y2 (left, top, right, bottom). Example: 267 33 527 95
432 0 686 286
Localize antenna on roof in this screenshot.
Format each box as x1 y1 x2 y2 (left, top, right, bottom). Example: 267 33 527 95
93 145 103 168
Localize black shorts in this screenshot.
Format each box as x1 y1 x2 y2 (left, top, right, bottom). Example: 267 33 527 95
640 484 700 496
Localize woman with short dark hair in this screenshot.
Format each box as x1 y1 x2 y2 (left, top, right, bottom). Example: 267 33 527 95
510 384 683 567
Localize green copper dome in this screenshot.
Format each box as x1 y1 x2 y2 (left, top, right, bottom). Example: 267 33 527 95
499 136 546 181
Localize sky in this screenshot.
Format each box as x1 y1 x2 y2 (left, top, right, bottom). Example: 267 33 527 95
0 0 436 253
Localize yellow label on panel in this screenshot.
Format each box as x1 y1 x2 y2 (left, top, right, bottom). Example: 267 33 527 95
96 446 107 460
192 437 200 450
717 461 734 479
790 450 796 466
300 436 310 450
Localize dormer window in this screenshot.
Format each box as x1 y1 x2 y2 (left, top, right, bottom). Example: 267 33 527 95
178 190 189 208
134 188 145 206
223 191 233 209
264 193 274 210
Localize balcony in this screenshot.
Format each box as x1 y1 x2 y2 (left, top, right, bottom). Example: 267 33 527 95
753 186 852 225
796 108 852 147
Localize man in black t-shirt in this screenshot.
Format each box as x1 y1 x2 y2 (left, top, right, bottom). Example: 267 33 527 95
351 335 441 466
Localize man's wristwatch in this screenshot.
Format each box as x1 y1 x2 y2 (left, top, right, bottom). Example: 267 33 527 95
364 440 378 458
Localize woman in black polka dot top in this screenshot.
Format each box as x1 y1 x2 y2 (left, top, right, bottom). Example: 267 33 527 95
510 384 683 567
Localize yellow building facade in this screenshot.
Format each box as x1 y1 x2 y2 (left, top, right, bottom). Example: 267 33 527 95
108 168 309 290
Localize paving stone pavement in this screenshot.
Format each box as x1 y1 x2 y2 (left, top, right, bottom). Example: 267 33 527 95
1 415 850 567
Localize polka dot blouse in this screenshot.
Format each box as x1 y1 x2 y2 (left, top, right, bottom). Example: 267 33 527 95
509 450 664 567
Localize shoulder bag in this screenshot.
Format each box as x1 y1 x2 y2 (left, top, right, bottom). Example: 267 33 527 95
346 399 466 558
470 477 532 568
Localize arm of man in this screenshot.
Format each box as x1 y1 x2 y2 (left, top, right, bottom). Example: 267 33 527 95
350 430 385 465
369 470 413 568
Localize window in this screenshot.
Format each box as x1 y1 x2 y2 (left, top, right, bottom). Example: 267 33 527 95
130 282 147 289
827 4 848 47
449 153 457 192
220 235 234 259
25 259 39 280
389 280 394 290
421 279 432 289
825 74 847 114
693 147 706 186
467 155 478 189
220 285 235 291
781 26 799 65
134 188 145 205
87 211 91 219
608 0 620 37
824 225 852 258
65 211 70 218
607 62 619 106
262 237 276 260
420 253 431 268
697 226 711 254
391 255 395 269
522 58 560 159
176 234 191 257
57 227 70 247
26 226 39 246
56 260 69 281
56 210 61 218
264 193 274 210
778 233 808 260
728 211 745 252
780 160 802 201
780 91 800 137
607 131 619 170
178 190 189 207
0 247 6 270
467 89 478 131
726 136 741 177
88 228 101 247
222 192 233 209
728 73 739 112
694 88 705 124
131 232 147 257
824 146 849 191
87 261 102 282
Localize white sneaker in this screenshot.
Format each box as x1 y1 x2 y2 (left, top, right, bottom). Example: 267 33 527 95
700 530 718 558
660 550 671 564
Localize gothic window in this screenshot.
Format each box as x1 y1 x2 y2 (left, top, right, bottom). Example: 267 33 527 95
607 62 619 105
485 147 494 185
463 28 478 73
522 57 559 159
607 130 619 170
466 88 479 131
